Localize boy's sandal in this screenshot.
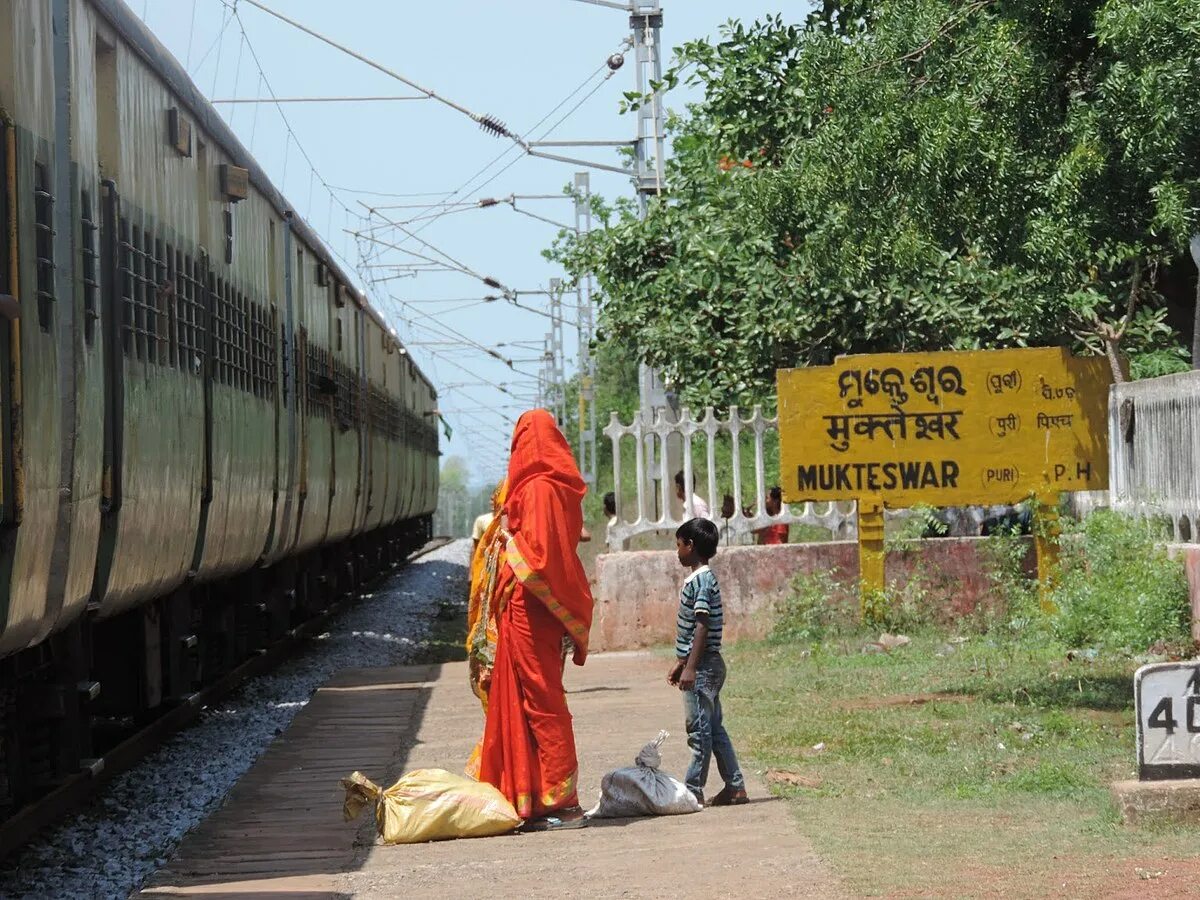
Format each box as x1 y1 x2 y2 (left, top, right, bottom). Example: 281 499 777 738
709 787 749 807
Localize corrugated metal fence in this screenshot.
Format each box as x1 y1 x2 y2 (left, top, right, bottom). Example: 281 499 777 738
1109 369 1200 543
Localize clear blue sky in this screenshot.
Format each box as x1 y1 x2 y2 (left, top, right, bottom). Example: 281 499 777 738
139 0 809 487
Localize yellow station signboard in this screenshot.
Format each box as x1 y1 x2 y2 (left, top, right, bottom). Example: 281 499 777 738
777 347 1112 508
777 347 1114 603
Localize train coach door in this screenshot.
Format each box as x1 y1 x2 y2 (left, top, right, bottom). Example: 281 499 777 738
276 217 300 557
98 180 123 521
0 121 13 525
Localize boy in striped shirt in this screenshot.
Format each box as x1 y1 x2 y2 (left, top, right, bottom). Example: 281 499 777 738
668 518 748 807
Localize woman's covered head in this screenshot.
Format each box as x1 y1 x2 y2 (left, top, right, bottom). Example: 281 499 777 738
506 410 584 503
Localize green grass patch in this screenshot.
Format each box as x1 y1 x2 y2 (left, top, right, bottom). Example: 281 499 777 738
725 632 1200 896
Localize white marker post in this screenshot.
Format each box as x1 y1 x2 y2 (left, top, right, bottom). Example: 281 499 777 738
1135 662 1200 780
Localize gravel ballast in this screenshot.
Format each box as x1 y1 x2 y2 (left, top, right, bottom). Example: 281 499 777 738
0 538 471 900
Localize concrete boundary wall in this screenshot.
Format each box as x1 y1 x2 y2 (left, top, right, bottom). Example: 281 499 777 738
591 538 1034 653
1168 544 1200 643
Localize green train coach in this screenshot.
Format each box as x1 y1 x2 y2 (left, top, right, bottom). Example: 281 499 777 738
0 0 439 817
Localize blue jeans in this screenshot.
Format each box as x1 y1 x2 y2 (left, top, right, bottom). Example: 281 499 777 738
682 652 745 800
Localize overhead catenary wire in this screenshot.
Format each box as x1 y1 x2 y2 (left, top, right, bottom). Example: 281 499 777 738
240 7 629 409
239 0 527 146
190 2 233 77
198 0 617 419
228 5 367 281
360 45 627 250
391 300 518 368
184 0 199 68
212 95 430 104
348 38 628 306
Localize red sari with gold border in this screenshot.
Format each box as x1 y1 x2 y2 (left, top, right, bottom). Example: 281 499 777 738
477 410 593 819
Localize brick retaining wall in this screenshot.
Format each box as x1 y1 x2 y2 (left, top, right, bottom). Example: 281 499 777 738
590 537 1035 653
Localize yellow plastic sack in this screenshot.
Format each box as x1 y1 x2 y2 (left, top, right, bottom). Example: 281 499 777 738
341 769 521 844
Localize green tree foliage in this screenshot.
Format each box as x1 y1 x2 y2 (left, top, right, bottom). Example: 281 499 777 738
440 455 470 492
549 0 1200 408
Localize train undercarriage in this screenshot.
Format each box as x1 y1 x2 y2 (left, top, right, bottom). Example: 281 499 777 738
0 516 430 822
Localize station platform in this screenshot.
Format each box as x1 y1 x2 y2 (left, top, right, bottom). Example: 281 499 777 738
137 652 840 899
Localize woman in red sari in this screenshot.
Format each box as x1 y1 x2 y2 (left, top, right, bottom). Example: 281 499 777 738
477 410 593 827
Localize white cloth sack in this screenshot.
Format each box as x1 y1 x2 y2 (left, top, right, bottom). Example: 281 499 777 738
586 731 702 818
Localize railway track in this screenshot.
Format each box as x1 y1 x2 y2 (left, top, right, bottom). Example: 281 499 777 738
0 537 453 862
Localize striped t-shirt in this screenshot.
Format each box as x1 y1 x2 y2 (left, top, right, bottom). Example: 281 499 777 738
675 565 723 658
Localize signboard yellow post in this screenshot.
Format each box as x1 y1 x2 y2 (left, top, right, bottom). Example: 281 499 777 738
777 347 1112 609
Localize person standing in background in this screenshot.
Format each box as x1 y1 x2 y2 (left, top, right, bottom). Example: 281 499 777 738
471 508 494 554
674 470 710 519
753 487 789 545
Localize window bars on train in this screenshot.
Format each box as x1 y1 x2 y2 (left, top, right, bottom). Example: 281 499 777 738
33 163 54 333
154 236 170 366
117 218 168 363
174 250 204 375
80 189 99 347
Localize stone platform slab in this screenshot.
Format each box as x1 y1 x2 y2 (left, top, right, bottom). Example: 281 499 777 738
1113 777 1200 825
139 654 841 899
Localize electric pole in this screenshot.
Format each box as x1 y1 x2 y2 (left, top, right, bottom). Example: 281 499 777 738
628 2 676 517
575 172 598 485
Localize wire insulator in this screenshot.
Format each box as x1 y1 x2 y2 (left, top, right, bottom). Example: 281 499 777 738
482 277 502 290
477 113 514 139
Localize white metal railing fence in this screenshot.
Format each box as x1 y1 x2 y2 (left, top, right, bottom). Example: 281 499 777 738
600 405 1093 550
602 406 858 549
1109 369 1200 543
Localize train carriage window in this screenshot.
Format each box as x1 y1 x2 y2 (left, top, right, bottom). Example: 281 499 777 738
209 277 219 380
185 252 197 371
241 294 251 394
261 304 277 398
246 298 255 394
237 292 249 393
117 217 132 355
212 277 225 383
244 302 253 395
264 307 273 398
148 230 161 364
132 225 146 359
137 227 149 362
223 281 235 387
261 307 271 398
33 163 54 333
269 309 277 397
146 229 160 364
225 283 234 386
221 281 232 386
165 244 178 368
206 271 218 378
80 189 98 346
174 248 184 367
229 290 240 390
248 302 258 396
154 236 169 365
